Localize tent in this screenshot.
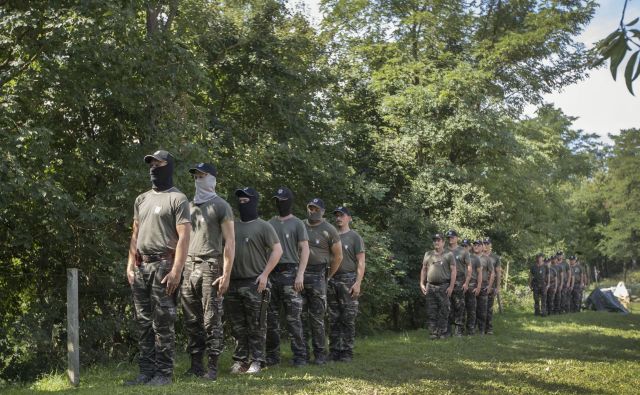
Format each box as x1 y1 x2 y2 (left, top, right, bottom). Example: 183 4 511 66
585 282 630 314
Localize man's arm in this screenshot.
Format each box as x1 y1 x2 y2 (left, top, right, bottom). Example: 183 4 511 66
295 240 310 292
474 266 483 296
463 261 472 292
447 257 457 297
162 222 191 295
126 220 139 285
420 261 428 295
487 268 495 290
559 271 565 290
257 242 283 292
327 241 343 279
213 220 235 296
350 252 366 298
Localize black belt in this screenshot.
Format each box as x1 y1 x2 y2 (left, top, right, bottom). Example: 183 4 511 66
305 265 326 273
141 253 172 263
428 281 449 286
230 277 257 286
273 262 298 272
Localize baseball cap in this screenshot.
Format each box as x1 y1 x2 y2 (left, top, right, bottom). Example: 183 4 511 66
307 198 325 210
273 187 293 200
189 162 217 176
461 239 470 246
472 239 483 245
144 149 173 164
333 206 352 216
445 229 458 238
569 255 576 260
483 238 492 245
432 233 444 240
235 187 259 198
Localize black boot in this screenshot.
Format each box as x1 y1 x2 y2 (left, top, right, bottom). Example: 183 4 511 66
185 353 205 377
204 355 218 380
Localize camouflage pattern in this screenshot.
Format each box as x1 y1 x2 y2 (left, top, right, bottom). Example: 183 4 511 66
532 285 547 316
180 258 224 360
425 284 450 337
301 269 327 361
554 280 563 314
475 287 489 334
464 283 478 334
562 287 572 313
486 291 496 332
224 279 270 364
571 286 583 313
132 259 178 377
327 272 359 359
546 286 557 315
266 265 307 364
448 284 465 334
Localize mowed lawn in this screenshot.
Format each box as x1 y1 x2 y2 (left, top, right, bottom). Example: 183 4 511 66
6 306 640 395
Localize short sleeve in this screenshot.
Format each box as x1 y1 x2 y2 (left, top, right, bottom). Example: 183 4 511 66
133 196 140 221
422 252 430 267
329 225 340 245
174 194 191 225
263 221 280 248
463 250 471 265
219 199 234 224
296 220 309 242
354 234 365 254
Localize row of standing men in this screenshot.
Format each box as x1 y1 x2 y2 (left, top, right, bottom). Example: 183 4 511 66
124 151 366 386
529 252 588 316
420 231 502 339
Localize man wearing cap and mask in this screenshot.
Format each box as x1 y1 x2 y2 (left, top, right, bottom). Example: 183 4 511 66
180 163 235 380
483 238 500 335
302 198 342 364
419 233 457 339
465 240 484 335
225 187 282 375
265 187 310 367
529 253 548 316
328 206 365 362
125 150 191 386
445 229 471 337
569 255 585 312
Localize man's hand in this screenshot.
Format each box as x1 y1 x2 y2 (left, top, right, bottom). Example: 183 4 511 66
294 273 304 292
349 281 361 298
420 282 428 295
161 270 181 295
213 274 230 297
446 286 453 297
495 287 500 295
256 273 269 293
462 283 469 293
473 287 481 296
127 268 135 286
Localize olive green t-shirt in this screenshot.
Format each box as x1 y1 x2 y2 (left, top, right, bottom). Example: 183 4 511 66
336 230 365 274
531 264 547 286
479 255 494 287
469 254 482 283
548 264 558 286
232 219 280 280
268 216 309 264
561 261 571 286
188 195 234 258
570 264 583 287
446 245 471 282
422 250 455 284
487 252 500 270
134 188 191 255
304 220 340 267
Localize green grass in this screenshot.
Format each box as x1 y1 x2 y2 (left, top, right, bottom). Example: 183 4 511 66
3 307 639 395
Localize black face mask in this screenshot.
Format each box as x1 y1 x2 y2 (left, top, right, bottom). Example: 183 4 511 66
275 199 293 217
150 161 174 191
238 196 259 222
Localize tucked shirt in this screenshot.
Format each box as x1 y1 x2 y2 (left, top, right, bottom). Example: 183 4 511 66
134 187 191 255
268 216 309 264
531 264 548 286
469 253 482 283
336 230 365 274
304 220 340 267
188 195 234 257
232 219 280 280
446 245 471 283
571 264 584 287
422 250 455 284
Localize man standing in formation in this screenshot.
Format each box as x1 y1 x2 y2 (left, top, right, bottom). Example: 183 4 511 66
181 163 235 380
529 253 548 316
445 230 471 337
302 198 343 364
225 187 282 375
420 234 456 339
476 240 494 335
125 150 191 386
328 206 366 362
569 255 585 312
465 240 484 335
266 187 309 367
483 239 500 335
546 257 559 315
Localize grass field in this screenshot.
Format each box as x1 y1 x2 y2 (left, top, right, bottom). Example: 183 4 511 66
4 302 639 395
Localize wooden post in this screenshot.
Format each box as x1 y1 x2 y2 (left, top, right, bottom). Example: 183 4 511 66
67 268 79 386
504 260 510 291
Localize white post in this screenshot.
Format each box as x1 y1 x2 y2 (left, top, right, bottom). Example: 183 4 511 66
67 268 79 386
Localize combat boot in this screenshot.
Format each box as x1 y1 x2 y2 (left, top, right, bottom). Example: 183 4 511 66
246 361 262 374
146 374 172 386
124 373 153 386
453 325 463 337
203 355 218 381
184 353 205 377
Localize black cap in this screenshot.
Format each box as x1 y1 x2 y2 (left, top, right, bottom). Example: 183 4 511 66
556 251 563 256
461 239 470 246
333 206 351 216
273 187 293 200
535 252 545 259
472 239 483 245
144 149 173 164
569 255 576 260
189 162 217 176
483 238 492 245
445 229 458 238
432 233 444 240
307 198 325 210
235 187 259 198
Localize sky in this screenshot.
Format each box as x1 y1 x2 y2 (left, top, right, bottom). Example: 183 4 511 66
288 0 640 145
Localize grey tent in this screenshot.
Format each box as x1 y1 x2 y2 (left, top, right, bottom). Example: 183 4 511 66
585 287 629 314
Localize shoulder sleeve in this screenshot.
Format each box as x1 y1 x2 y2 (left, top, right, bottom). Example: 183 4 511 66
422 252 431 266
219 199 234 224
329 224 340 245
494 255 501 268
463 250 471 264
133 195 141 221
263 221 280 248
296 219 309 241
446 252 455 267
354 233 365 254
487 259 494 272
173 194 192 225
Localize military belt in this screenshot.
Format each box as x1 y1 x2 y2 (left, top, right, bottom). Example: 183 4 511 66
230 277 257 287
305 264 326 273
273 262 298 272
141 253 173 263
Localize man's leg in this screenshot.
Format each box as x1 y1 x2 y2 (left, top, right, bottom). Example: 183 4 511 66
180 261 205 375
151 260 178 379
202 260 224 379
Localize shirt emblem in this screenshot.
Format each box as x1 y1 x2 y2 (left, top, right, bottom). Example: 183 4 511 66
244 237 249 243
315 239 320 244
154 206 161 214
285 234 290 238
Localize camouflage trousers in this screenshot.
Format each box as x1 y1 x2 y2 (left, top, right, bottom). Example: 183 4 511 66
301 267 327 361
571 286 583 313
554 287 563 314
475 287 489 334
224 278 270 364
132 259 178 377
426 283 450 337
266 265 306 364
465 283 478 334
486 289 497 332
448 283 466 334
532 285 547 316
546 287 557 315
327 272 359 359
180 257 224 359
562 286 572 313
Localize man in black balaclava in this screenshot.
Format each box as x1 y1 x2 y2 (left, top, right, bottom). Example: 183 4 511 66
225 187 282 375
265 187 310 366
125 150 191 386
